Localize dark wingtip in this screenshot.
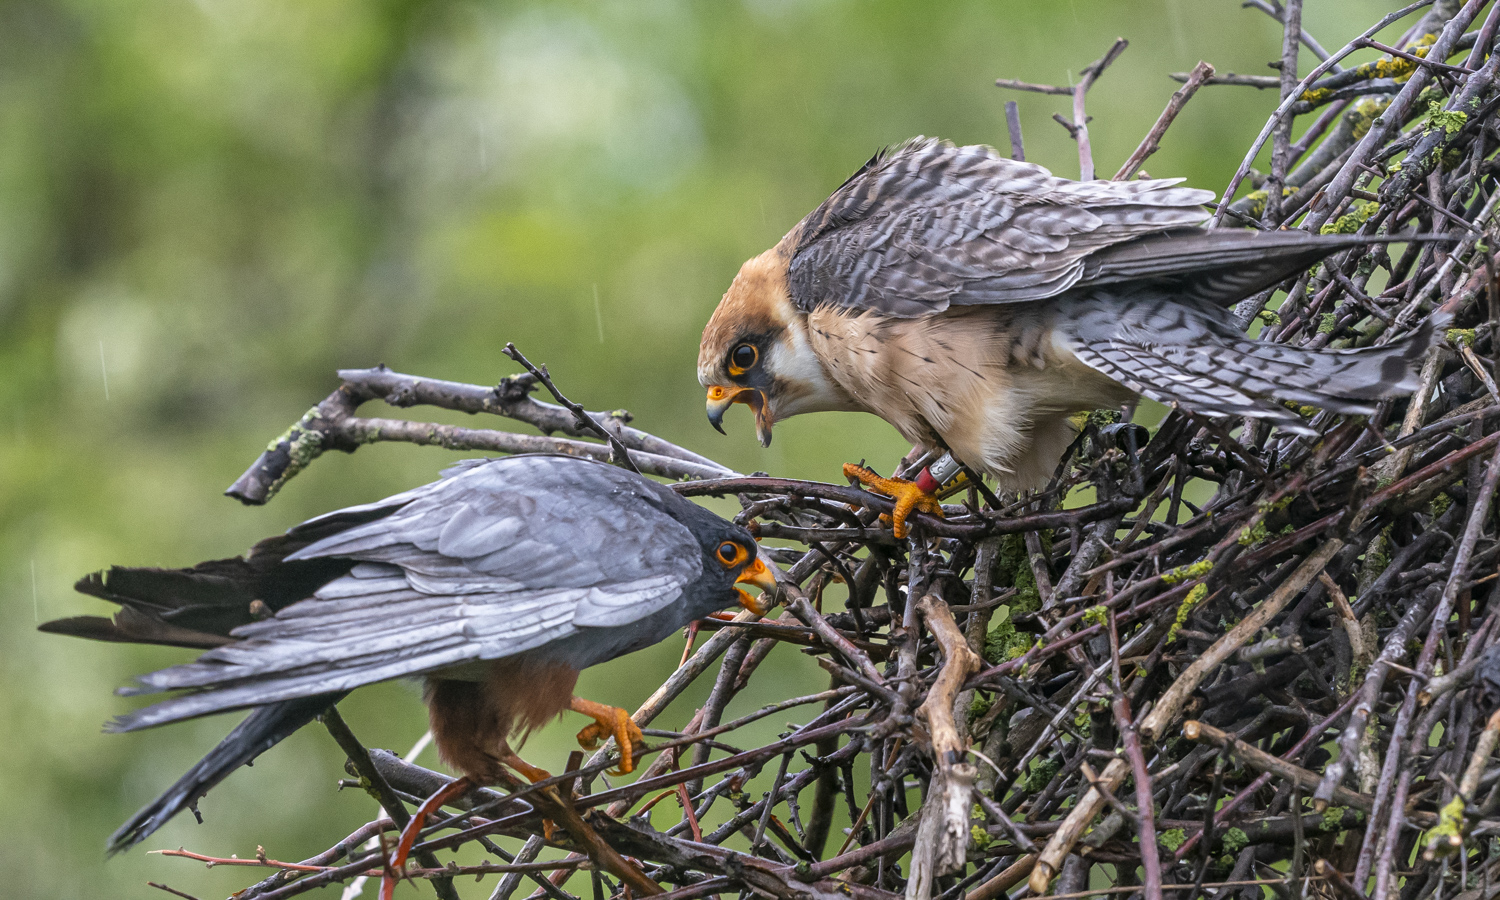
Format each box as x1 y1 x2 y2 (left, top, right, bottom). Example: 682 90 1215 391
103 695 340 854
37 615 116 638
73 569 110 599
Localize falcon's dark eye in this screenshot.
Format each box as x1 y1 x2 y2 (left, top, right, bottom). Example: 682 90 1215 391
716 541 748 567
730 344 758 372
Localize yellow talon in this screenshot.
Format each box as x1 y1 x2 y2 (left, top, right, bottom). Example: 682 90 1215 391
842 463 945 539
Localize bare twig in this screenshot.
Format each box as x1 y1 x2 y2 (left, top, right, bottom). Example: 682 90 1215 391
502 343 640 473
1004 100 1026 161
1114 61 1215 181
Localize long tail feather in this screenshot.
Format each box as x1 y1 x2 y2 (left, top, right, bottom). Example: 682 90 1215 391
1065 290 1448 433
107 693 342 854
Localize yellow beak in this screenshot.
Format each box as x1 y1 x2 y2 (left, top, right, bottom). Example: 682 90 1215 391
734 555 778 616
706 385 774 447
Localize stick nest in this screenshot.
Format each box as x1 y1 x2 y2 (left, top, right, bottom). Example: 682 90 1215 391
156 5 1500 900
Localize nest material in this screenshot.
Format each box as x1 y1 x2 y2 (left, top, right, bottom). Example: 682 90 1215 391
163 5 1500 899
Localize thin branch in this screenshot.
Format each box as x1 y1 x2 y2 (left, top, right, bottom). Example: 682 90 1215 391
1115 61 1215 180
502 343 640 473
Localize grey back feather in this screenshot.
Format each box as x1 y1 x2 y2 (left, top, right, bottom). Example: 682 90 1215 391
111 456 709 731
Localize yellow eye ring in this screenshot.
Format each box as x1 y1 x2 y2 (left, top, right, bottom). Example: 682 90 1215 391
716 541 748 567
728 344 758 375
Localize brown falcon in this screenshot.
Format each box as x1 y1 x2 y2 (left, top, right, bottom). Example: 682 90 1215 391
699 137 1444 535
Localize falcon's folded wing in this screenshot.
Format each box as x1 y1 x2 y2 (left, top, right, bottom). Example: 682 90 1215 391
108 456 703 731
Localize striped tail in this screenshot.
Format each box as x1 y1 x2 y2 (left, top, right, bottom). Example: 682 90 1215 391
1064 289 1448 435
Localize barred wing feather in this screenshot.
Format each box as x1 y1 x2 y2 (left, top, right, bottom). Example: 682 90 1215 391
788 137 1215 317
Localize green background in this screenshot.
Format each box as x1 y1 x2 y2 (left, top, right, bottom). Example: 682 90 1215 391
0 1 1404 896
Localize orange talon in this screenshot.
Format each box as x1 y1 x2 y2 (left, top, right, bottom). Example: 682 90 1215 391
570 697 644 775
842 463 944 539
500 752 553 786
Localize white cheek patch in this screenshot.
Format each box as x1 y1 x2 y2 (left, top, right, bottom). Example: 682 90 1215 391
765 324 852 418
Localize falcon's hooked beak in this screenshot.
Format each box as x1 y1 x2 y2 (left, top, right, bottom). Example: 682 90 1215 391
706 385 774 447
734 555 778 616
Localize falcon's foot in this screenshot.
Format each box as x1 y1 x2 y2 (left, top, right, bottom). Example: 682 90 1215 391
842 463 944 539
500 752 553 785
379 758 554 900
570 697 645 775
380 776 477 900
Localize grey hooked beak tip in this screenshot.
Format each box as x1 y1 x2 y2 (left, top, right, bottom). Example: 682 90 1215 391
707 386 771 443
706 386 738 434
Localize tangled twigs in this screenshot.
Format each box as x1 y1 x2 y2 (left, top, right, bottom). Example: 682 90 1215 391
500 343 640 474
905 595 982 900
995 36 1128 180
145 6 1500 900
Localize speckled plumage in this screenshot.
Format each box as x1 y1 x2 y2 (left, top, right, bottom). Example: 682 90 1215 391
700 137 1445 485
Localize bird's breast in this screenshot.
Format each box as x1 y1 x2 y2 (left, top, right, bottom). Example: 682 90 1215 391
804 305 1134 484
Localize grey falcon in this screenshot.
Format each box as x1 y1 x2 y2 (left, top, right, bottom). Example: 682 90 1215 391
40 454 776 864
699 137 1447 536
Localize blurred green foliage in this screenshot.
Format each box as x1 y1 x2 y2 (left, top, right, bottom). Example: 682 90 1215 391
0 0 1406 895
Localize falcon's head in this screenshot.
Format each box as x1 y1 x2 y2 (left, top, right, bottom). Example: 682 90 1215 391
698 240 853 447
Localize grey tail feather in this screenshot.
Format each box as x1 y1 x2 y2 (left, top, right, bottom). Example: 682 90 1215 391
1079 230 1452 308
106 693 342 854
1068 297 1449 434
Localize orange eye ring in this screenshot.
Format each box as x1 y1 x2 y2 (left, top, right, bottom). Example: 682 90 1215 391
716 541 748 567
728 343 758 375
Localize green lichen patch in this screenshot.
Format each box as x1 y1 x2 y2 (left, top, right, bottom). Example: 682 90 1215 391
1447 328 1477 348
970 825 992 850
1423 796 1468 859
1426 100 1468 136
261 407 329 500
981 606 1033 664
1237 519 1269 547
1167 583 1209 644
1161 559 1213 585
1221 827 1249 854
998 533 1046 613
1158 828 1186 852
1320 199 1379 235
1021 757 1060 793
1348 97 1390 141
1321 806 1348 833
